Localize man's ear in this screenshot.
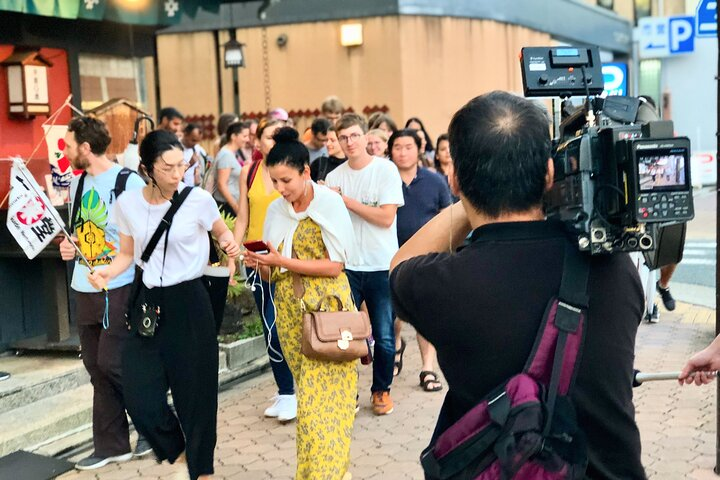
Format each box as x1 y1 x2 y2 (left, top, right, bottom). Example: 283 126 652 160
449 167 460 198
544 158 554 192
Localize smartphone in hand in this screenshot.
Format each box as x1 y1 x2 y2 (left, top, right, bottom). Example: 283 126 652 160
243 240 269 254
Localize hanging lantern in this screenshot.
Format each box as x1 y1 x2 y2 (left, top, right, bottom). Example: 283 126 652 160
1 50 53 119
223 39 246 69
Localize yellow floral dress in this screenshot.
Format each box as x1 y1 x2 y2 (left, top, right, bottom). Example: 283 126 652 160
273 218 357 480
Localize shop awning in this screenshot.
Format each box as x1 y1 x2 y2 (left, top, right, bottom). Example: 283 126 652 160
0 0 252 26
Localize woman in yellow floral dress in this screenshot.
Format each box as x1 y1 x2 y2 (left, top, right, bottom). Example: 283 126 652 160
244 127 359 480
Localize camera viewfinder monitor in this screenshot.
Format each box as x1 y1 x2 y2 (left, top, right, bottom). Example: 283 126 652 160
637 147 688 193
632 138 694 223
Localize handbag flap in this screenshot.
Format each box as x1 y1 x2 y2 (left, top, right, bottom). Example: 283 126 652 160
311 310 371 341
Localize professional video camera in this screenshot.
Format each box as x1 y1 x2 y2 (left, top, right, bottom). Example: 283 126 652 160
519 46 694 267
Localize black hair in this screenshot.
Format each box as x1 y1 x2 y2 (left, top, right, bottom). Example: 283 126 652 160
405 117 434 153
434 133 449 172
225 121 249 139
448 91 551 217
67 116 112 155
217 113 239 136
311 117 332 136
159 107 183 122
387 129 421 162
183 122 200 136
139 130 182 176
266 127 309 173
638 95 657 109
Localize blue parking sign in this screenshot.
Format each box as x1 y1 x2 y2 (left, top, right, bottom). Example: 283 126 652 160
602 63 627 97
669 16 695 53
696 0 717 38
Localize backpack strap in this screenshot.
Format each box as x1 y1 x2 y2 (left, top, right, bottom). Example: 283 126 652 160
140 187 194 263
523 245 590 436
246 159 261 190
70 172 87 232
317 156 329 181
111 167 144 204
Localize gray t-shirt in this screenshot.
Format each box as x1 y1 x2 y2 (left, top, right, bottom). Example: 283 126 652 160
213 147 241 203
308 145 328 164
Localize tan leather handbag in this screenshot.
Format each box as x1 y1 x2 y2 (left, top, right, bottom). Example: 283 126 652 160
292 273 371 362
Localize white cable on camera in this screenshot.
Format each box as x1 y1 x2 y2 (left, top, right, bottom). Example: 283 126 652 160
245 262 284 364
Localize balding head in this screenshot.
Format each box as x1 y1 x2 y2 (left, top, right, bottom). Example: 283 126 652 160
449 91 551 217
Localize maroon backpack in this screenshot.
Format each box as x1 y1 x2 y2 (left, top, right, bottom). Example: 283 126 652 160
421 246 591 480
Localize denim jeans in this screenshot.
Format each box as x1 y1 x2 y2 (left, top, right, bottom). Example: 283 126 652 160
246 267 295 395
346 269 395 393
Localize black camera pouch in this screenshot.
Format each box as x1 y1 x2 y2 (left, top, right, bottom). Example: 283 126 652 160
138 303 160 337
126 266 160 337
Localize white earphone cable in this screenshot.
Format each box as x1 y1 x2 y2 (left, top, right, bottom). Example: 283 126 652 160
245 262 284 363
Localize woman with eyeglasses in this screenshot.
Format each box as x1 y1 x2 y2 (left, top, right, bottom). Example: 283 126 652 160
232 117 298 423
88 130 240 480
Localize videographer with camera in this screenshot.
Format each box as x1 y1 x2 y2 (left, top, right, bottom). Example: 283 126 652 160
390 91 646 479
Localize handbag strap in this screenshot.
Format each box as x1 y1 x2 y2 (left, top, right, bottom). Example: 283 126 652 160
289 249 353 312
140 187 194 263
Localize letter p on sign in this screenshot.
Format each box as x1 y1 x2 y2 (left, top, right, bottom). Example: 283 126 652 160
669 16 695 54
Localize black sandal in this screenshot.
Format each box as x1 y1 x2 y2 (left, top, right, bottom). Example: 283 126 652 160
419 371 443 392
393 337 406 377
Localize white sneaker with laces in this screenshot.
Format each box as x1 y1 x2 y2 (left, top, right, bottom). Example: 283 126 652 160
264 394 297 421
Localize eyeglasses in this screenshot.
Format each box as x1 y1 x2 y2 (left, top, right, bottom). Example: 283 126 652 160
338 133 363 144
156 158 188 174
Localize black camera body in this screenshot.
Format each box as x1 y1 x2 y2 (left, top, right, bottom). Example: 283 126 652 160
520 46 694 262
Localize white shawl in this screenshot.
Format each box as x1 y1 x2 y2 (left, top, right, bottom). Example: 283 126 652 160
263 182 359 271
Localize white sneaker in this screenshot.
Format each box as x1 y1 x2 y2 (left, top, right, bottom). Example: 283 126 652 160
264 394 297 421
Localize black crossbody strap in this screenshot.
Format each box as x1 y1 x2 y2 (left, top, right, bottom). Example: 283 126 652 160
542 246 590 436
140 187 194 263
70 172 87 232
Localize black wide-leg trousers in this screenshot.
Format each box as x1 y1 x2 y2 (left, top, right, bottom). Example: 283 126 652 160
122 278 218 480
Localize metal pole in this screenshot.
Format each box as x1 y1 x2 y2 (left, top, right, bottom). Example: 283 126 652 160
714 60 720 475
214 30 224 117
229 29 240 115
233 68 240 115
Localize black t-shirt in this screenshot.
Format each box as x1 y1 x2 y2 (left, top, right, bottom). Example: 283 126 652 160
310 155 346 182
390 220 646 480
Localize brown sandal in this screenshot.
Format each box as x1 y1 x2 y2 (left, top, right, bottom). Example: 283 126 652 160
419 370 443 392
393 337 406 377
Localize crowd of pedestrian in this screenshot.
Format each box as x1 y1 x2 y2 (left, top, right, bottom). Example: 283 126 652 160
56 91 706 480
60 94 455 480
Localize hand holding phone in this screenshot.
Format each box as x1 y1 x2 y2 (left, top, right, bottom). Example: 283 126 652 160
243 240 269 254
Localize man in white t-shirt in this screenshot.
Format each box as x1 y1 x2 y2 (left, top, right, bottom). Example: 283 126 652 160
325 113 404 416
181 123 208 186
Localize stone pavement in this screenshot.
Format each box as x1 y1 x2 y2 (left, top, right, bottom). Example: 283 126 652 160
58 301 717 480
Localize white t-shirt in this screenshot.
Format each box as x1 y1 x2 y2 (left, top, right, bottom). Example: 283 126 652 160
183 145 208 186
114 184 220 288
325 156 404 271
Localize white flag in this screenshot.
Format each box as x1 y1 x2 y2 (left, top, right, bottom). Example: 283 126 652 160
6 158 65 259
